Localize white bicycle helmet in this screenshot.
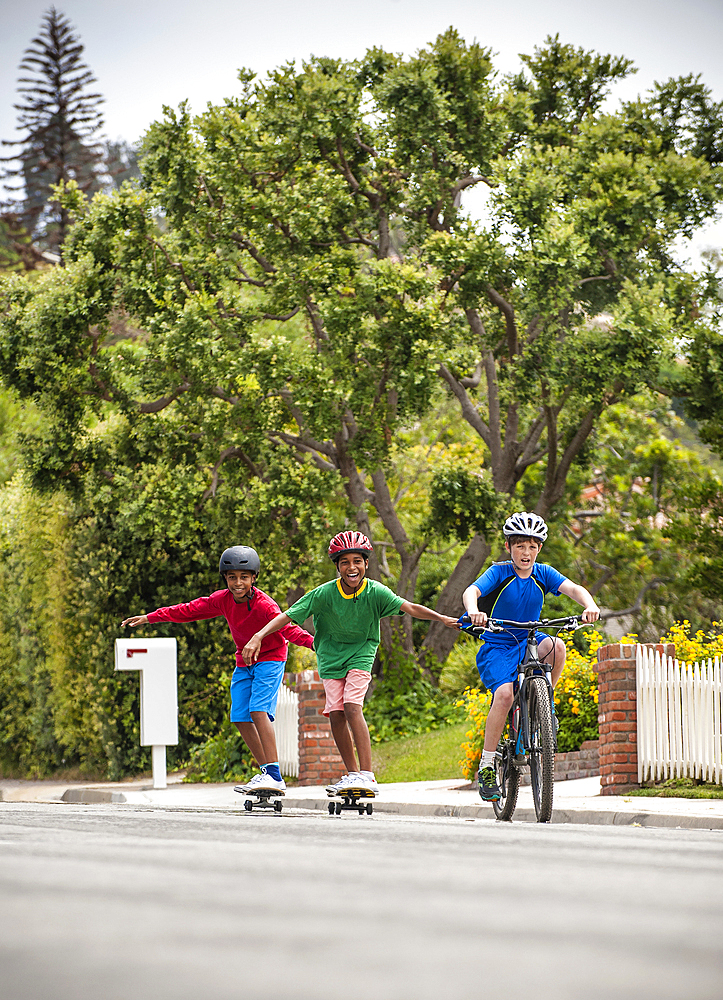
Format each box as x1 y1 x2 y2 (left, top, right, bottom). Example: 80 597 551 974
503 512 548 543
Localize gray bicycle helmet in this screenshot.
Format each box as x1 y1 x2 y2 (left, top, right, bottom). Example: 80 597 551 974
219 545 260 577
502 512 548 543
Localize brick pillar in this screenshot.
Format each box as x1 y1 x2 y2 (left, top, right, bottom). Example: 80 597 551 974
294 669 344 786
595 642 675 795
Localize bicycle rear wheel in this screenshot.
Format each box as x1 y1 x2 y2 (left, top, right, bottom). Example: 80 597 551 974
528 675 555 822
492 740 520 821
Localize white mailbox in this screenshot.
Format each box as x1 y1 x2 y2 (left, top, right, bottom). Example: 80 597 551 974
115 637 178 789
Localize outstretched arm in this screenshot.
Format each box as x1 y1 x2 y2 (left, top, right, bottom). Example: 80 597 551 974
122 595 221 629
121 614 149 627
399 601 458 628
242 612 293 664
559 580 600 623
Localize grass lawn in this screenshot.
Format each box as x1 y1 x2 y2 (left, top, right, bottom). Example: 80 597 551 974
371 722 468 784
629 778 723 799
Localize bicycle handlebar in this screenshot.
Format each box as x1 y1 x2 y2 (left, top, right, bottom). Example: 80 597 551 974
457 613 587 634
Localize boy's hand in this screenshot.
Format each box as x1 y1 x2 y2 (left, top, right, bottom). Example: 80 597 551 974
464 611 488 627
242 635 262 665
121 615 149 628
441 615 461 628
581 606 600 623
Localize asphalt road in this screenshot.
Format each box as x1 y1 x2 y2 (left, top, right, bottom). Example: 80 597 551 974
1 802 722 1000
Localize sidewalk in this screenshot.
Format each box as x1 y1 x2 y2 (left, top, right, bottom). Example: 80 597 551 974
2 774 723 830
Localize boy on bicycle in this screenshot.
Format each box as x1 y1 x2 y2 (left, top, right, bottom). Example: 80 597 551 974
461 512 600 802
121 545 314 796
242 530 458 796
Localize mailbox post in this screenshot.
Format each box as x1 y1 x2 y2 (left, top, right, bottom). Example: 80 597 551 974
115 637 179 789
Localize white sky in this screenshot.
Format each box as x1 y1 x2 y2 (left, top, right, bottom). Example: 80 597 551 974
2 0 723 256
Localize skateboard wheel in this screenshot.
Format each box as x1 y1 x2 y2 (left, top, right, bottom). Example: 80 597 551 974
335 801 342 815
328 801 335 815
358 806 364 815
366 803 373 815
244 799 253 812
274 800 282 813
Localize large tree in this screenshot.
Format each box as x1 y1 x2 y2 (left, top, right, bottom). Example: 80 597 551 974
1 6 105 257
1 31 722 674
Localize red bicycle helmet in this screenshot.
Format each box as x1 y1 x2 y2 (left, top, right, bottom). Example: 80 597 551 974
328 530 374 563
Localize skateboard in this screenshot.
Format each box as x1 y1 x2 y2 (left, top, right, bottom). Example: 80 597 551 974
238 788 284 813
327 788 375 816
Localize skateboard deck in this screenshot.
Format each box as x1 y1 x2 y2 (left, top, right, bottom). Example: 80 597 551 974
327 787 375 816
236 787 284 813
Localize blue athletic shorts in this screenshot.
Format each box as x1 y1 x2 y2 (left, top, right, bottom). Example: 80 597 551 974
230 660 286 722
475 631 550 693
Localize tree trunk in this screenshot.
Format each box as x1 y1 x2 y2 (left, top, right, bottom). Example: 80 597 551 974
419 533 491 673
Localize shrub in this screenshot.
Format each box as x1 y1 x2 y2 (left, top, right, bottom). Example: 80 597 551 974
659 620 723 662
554 631 604 753
457 686 492 780
439 636 479 695
285 644 317 673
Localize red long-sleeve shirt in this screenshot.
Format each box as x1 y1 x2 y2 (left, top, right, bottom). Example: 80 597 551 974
146 588 313 668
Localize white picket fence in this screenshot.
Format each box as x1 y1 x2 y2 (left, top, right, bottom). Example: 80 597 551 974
275 683 299 778
636 645 723 784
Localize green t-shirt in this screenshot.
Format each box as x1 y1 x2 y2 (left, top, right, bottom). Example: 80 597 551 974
286 577 405 679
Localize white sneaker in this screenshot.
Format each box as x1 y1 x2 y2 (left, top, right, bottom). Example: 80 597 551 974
360 774 379 796
337 772 379 797
354 774 379 797
235 772 286 795
333 772 363 793
326 774 349 795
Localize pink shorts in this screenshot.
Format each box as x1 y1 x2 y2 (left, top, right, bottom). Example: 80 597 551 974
322 669 373 715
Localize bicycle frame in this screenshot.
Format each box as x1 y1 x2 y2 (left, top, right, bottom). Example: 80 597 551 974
510 627 555 762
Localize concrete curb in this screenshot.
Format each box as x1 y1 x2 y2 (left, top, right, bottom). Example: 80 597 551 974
61 789 128 804
285 796 723 829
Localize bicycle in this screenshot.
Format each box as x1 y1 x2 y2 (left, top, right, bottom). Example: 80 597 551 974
458 614 590 823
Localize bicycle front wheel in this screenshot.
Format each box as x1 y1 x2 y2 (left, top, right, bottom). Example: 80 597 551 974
492 740 520 821
528 675 555 822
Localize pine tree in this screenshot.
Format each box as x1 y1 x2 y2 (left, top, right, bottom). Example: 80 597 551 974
103 139 141 190
1 6 105 258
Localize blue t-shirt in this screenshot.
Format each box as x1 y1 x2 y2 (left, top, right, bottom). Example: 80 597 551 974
472 561 567 638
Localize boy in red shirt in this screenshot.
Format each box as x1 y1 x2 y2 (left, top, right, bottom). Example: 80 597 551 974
121 545 314 794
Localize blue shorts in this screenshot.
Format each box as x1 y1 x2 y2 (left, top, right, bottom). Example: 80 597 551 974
230 660 286 722
475 631 549 694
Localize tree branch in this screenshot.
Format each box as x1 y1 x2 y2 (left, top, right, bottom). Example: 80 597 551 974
599 579 669 621
262 306 300 322
229 233 276 274
485 284 518 357
269 434 338 473
197 446 259 505
460 360 483 389
146 237 197 292
137 381 191 414
438 363 491 447
305 296 329 346
277 392 337 458
578 274 612 288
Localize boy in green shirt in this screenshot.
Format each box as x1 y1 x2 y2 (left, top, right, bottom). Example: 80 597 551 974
242 530 458 796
